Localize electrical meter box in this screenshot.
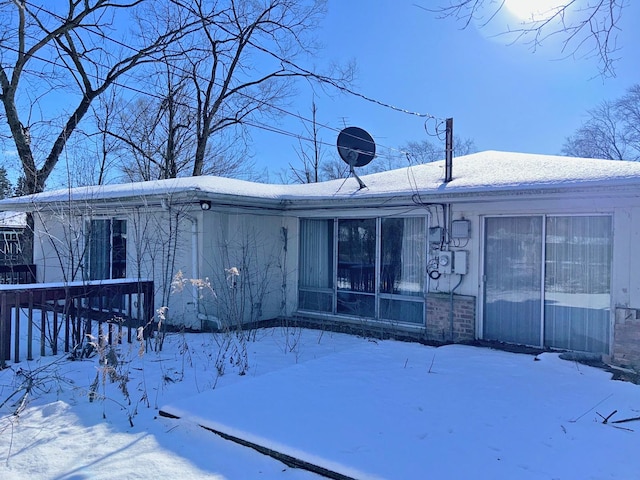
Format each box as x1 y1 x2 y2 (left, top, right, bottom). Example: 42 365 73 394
436 251 468 275
453 250 468 274
429 227 444 245
451 220 471 239
437 251 453 274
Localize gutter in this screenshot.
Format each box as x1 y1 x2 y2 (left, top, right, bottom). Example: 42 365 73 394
3 179 640 216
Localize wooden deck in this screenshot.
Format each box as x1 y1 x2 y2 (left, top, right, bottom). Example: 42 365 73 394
0 279 154 367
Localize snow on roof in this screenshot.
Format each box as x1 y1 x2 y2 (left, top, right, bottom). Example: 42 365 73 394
1 151 640 209
0 210 27 227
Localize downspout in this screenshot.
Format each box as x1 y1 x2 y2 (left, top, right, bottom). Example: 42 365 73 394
190 215 199 296
181 211 200 326
187 206 222 331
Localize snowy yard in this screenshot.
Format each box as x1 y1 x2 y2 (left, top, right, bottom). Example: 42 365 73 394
1 326 639 479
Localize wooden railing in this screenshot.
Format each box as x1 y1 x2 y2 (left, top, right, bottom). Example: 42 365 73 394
0 264 36 285
0 279 154 367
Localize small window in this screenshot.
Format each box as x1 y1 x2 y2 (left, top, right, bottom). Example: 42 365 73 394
86 218 127 280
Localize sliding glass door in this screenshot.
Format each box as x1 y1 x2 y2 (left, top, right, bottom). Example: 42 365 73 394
483 215 612 354
484 216 543 346
544 216 612 353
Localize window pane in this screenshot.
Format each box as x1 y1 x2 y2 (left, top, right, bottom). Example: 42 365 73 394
544 216 611 354
87 219 127 281
337 291 375 317
337 219 376 293
112 220 127 279
299 219 333 288
88 219 110 280
484 216 543 346
380 298 424 324
298 219 334 313
381 217 425 296
298 290 333 313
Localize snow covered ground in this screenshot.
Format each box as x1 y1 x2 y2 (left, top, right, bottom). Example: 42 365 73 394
1 326 639 479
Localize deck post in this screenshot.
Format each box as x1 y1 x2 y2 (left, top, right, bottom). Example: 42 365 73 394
13 292 20 363
27 290 34 361
52 304 58 355
40 290 46 357
0 292 7 367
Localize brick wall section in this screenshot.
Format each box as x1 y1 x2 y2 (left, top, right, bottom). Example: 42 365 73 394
612 307 640 371
426 293 476 343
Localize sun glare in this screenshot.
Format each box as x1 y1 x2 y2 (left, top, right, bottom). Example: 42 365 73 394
504 0 564 21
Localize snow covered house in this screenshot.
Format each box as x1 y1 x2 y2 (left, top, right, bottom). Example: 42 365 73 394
1 150 640 370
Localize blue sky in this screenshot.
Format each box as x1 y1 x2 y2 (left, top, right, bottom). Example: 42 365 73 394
253 0 640 179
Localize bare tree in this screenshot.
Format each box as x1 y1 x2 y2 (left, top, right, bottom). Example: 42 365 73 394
57 91 124 188
109 67 197 181
0 1 190 195
284 99 327 183
93 0 350 182
562 84 640 160
168 0 353 177
426 1 626 77
321 157 350 180
405 136 476 164
89 93 123 186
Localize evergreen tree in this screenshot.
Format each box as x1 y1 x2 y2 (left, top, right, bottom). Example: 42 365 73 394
0 166 12 199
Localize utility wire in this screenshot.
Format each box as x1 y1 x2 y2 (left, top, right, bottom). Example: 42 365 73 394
13 1 441 161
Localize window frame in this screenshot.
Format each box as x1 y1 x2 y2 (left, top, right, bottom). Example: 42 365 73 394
85 217 127 281
298 215 428 326
481 213 613 354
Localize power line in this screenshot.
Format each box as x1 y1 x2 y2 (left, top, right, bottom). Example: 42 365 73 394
24 1 441 130
22 0 438 156
12 1 440 163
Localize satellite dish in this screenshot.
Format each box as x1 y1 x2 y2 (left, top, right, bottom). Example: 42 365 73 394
337 127 376 167
337 126 375 189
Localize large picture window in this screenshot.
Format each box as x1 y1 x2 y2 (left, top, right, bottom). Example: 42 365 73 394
298 216 426 325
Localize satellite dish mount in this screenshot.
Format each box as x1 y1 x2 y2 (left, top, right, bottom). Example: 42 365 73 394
337 126 376 189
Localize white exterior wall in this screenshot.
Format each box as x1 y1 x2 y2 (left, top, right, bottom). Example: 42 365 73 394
147 209 199 329
198 210 288 329
284 191 640 356
32 213 83 283
24 186 640 359
29 205 198 328
29 204 289 331
620 206 640 308
440 193 640 353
